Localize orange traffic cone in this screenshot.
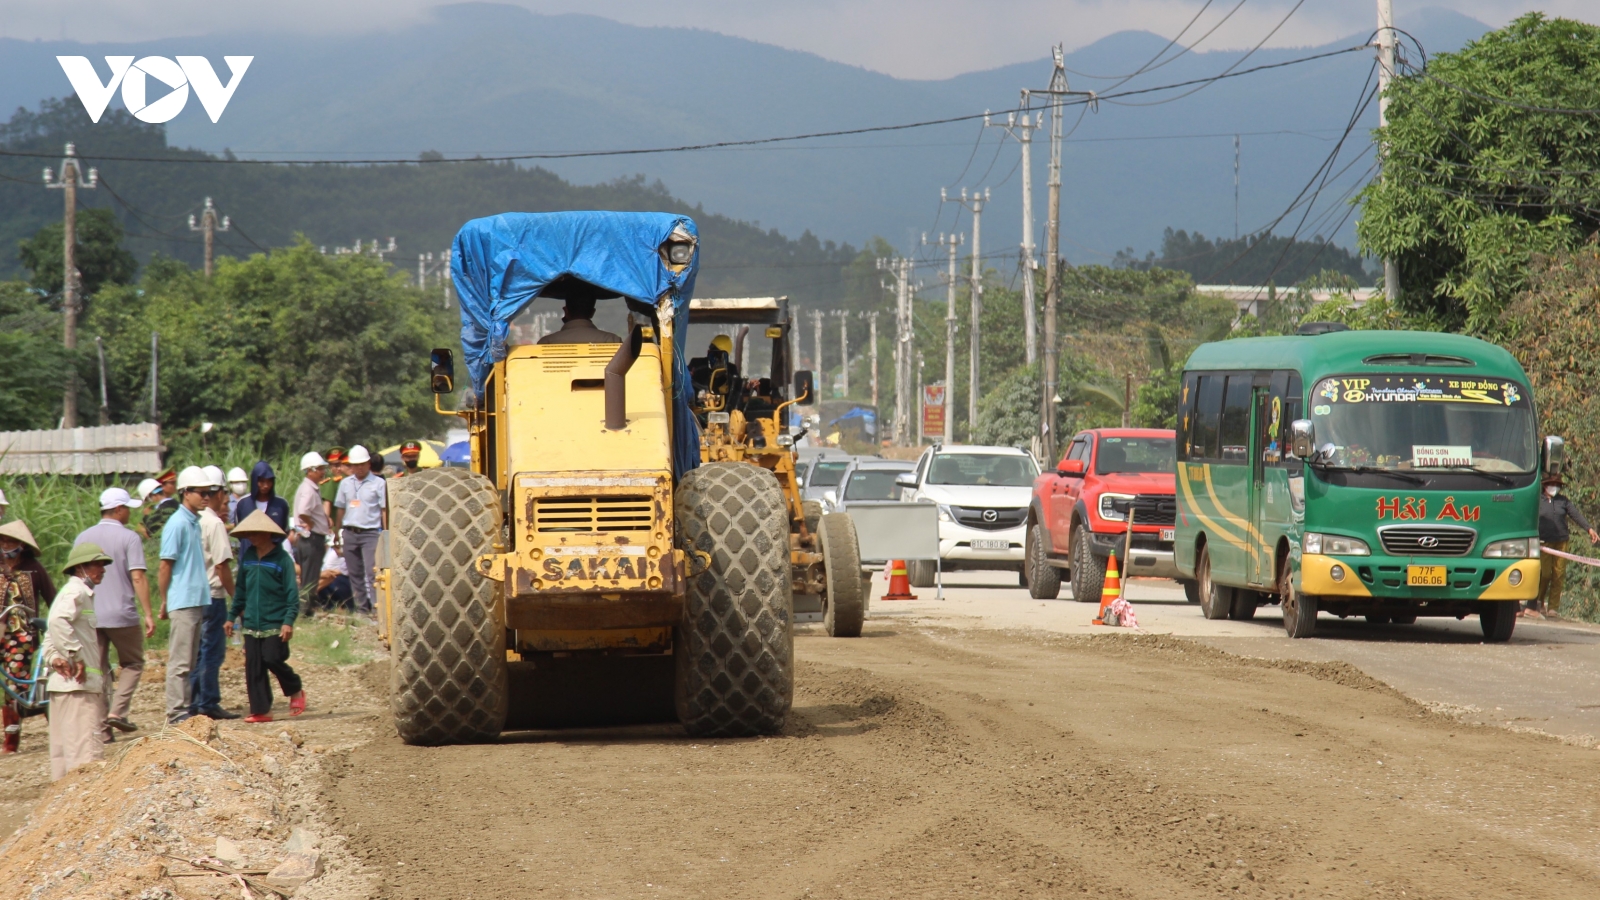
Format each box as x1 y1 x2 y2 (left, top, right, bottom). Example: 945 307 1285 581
1092 551 1122 625
882 560 919 601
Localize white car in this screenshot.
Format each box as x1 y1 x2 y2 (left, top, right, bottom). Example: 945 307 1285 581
897 444 1039 587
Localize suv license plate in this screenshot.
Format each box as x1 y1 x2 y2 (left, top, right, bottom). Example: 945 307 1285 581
1159 528 1175 542
970 539 1009 551
1407 565 1448 587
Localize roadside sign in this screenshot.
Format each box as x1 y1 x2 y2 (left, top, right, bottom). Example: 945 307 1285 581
922 384 946 437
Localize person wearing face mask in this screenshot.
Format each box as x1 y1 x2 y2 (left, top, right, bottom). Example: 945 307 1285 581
226 467 250 520
1534 475 1599 619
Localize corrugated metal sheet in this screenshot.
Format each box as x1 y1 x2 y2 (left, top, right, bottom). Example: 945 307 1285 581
0 423 163 475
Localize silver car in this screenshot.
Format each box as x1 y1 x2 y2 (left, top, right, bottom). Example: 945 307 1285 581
823 459 916 513
801 453 856 503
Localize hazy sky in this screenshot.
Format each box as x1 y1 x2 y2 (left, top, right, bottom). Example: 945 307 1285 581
2 1 1596 79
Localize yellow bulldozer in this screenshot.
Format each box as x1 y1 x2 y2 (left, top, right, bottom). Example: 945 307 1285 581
685 297 865 638
375 212 794 744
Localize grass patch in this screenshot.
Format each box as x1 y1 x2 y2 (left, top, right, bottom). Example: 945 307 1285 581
291 614 375 667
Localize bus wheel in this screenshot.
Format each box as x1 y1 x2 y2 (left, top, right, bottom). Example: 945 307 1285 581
1279 564 1317 638
1180 580 1200 604
1197 547 1231 620
1229 590 1258 621
1479 601 1516 643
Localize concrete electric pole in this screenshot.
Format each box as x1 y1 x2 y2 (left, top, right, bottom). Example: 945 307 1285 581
811 309 825 389
830 309 851 397
877 258 915 444
924 231 962 444
42 142 98 430
987 111 1040 366
1377 0 1400 303
1027 46 1095 465
864 311 880 411
188 197 230 278
947 188 989 432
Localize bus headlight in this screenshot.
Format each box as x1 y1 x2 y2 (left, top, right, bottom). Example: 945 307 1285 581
1483 538 1538 558
1098 493 1134 522
1304 532 1370 556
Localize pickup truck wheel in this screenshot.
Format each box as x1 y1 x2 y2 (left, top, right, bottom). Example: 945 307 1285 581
1197 547 1232 620
1026 524 1062 599
1068 529 1105 603
908 559 938 588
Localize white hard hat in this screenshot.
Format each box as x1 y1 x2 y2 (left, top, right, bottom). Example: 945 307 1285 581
99 486 144 510
202 465 226 488
300 451 328 470
176 466 210 491
136 478 162 501
227 467 249 484
346 445 371 464
0 488 7 506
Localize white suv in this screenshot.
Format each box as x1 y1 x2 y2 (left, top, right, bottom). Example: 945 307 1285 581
896 444 1039 587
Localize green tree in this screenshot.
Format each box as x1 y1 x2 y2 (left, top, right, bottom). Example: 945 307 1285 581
0 281 75 431
17 207 138 297
87 240 452 452
1357 13 1600 335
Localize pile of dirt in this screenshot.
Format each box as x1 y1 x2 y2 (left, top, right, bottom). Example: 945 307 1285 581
0 715 372 899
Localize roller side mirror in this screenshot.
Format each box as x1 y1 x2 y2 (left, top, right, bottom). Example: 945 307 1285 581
792 370 815 403
430 348 455 394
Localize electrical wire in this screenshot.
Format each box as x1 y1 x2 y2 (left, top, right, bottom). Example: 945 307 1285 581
0 45 1370 169
1105 0 1308 107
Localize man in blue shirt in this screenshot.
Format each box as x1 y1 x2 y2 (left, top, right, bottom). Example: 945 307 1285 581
158 466 215 724
333 445 388 614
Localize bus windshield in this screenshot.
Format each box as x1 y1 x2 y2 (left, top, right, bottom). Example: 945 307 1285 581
1309 374 1536 473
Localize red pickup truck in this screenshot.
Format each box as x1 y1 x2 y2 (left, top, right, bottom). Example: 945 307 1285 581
1024 428 1193 602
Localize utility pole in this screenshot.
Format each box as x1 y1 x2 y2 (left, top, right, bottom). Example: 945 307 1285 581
187 197 230 278
42 142 98 430
811 309 824 387
1123 373 1133 428
987 110 1040 365
864 311 880 411
95 336 110 425
877 257 915 444
1027 46 1096 465
924 231 962 443
1234 135 1241 240
916 351 926 444
149 332 159 423
830 310 850 397
946 187 989 431
1377 0 1400 303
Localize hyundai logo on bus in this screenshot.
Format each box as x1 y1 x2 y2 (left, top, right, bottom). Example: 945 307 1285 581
57 56 253 124
1418 535 1440 549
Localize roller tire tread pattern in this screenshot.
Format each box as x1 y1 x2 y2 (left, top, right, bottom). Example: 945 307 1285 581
819 513 865 638
802 500 824 538
674 463 794 737
1027 523 1062 599
390 467 508 745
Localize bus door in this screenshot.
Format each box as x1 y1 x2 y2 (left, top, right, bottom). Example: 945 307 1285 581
1249 378 1273 586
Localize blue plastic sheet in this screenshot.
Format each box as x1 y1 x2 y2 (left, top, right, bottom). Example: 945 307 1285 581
451 211 701 476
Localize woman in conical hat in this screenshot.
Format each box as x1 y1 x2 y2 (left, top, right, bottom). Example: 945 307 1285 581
0 518 54 754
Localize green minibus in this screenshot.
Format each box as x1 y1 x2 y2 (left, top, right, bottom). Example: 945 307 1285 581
1174 324 1562 640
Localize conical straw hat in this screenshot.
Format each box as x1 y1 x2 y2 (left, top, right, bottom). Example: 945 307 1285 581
231 510 285 538
0 519 40 553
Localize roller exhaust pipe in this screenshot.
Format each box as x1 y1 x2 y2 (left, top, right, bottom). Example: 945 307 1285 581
605 325 644 430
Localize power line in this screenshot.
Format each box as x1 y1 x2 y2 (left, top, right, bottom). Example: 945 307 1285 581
1105 0 1310 108
0 45 1371 169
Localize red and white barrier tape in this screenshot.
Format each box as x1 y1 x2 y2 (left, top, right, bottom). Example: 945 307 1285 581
1540 545 1600 566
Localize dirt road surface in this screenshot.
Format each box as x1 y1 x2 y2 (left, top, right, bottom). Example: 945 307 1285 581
327 622 1600 899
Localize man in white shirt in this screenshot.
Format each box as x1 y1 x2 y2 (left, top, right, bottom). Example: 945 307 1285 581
292 452 331 607
189 466 239 720
333 445 388 614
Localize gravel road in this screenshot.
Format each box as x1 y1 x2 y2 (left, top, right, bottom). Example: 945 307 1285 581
325 624 1600 899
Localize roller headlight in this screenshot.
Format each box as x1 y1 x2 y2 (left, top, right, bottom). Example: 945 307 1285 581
664 240 695 265
1483 538 1538 558
1304 532 1369 556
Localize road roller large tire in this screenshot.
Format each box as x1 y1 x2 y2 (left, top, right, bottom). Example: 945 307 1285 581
802 500 824 537
389 468 507 745
820 512 865 637
673 463 794 737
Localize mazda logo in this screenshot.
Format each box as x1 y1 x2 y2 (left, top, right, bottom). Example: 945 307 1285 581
1418 535 1439 548
982 509 998 523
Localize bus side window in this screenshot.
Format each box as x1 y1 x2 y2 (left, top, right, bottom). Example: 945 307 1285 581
1177 373 1197 461
1284 373 1304 475
1193 375 1223 460
1219 375 1252 461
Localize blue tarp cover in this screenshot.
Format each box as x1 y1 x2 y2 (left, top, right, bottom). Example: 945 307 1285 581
451 211 701 475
